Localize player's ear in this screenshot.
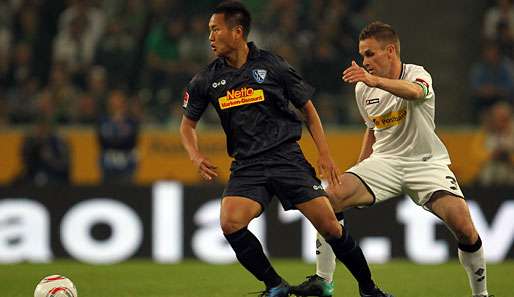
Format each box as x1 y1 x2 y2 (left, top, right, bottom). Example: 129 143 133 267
232 25 244 40
385 43 394 55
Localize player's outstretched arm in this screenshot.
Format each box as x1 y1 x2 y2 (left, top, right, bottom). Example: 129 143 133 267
300 100 341 185
342 61 425 101
180 115 218 181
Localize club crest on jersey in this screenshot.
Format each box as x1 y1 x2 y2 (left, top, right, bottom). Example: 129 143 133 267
252 69 267 83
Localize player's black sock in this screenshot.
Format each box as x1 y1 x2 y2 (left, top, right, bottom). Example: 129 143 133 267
458 235 482 253
326 226 376 294
224 227 282 289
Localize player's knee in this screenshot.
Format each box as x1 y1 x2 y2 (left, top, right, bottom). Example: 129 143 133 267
317 219 342 239
220 217 246 234
450 217 477 244
455 222 478 244
326 185 353 212
327 184 350 200
324 189 339 208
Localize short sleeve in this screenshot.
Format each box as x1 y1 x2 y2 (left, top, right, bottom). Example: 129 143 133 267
182 73 209 121
355 83 374 129
276 56 315 108
410 67 434 100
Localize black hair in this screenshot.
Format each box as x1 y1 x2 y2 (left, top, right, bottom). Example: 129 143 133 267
213 1 251 39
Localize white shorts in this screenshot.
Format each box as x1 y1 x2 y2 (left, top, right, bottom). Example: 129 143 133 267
346 156 464 206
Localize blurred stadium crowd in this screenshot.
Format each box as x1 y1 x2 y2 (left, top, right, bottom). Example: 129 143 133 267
0 0 512 126
0 0 374 127
0 0 513 186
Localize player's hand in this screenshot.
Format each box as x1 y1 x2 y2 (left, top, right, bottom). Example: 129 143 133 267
192 154 218 181
317 154 342 187
342 61 378 87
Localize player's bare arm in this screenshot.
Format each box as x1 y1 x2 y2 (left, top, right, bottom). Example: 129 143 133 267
342 61 425 101
300 100 341 186
357 129 375 162
179 115 218 181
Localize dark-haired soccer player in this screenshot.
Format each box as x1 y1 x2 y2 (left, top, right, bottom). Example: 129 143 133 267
295 21 492 297
180 1 392 297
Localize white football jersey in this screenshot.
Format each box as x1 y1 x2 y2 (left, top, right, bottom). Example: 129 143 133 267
355 63 451 163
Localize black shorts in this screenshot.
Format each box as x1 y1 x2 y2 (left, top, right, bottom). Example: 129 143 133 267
223 143 327 211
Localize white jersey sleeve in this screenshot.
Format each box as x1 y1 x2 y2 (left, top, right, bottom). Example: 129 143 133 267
409 66 434 101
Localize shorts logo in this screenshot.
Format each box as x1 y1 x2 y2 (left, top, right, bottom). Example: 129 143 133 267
370 108 407 129
212 79 226 88
218 87 265 109
182 90 190 108
252 69 267 83
313 185 324 191
366 98 380 105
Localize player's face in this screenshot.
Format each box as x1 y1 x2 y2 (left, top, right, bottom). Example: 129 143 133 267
208 13 238 57
359 37 395 78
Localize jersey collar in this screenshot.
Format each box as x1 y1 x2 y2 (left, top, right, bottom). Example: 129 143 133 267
247 42 260 60
398 63 405 79
220 42 260 67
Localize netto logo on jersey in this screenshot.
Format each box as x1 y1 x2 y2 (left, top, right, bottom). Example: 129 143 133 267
218 87 265 110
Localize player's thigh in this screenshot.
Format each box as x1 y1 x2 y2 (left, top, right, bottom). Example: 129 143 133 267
295 196 342 239
336 157 403 210
268 156 327 210
266 155 341 238
325 173 372 211
221 163 271 233
425 192 478 244
404 162 478 243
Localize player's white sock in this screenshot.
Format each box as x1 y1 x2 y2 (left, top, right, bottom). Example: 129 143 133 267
315 217 344 283
458 244 488 296
316 232 336 283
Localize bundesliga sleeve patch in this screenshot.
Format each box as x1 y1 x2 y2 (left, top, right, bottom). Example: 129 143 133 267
414 78 430 96
182 90 190 108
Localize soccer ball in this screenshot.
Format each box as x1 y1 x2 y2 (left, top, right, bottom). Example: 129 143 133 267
34 275 78 297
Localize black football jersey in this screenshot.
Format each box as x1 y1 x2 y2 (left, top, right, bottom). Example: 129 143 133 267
183 42 314 160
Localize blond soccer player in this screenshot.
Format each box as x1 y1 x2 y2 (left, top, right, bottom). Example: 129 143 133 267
292 21 491 297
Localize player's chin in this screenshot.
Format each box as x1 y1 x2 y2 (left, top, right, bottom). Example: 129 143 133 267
211 48 224 57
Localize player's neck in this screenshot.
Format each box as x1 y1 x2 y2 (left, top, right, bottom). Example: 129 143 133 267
388 59 402 79
225 42 249 69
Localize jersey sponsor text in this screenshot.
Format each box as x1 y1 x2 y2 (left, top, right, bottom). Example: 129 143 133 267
370 109 407 129
218 87 265 110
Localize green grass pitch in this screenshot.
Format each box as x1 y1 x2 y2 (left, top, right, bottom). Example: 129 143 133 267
3 260 512 297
